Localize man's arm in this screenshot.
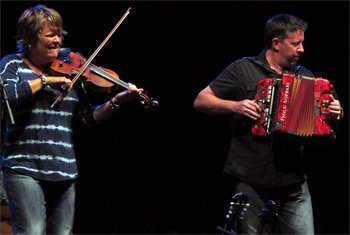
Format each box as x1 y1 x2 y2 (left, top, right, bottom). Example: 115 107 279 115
193 86 261 120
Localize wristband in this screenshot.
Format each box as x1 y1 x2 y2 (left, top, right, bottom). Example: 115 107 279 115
109 98 119 110
40 73 47 88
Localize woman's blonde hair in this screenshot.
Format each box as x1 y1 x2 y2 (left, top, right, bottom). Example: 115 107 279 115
16 5 67 56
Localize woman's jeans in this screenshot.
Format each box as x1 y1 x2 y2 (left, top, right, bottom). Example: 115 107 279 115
3 168 76 235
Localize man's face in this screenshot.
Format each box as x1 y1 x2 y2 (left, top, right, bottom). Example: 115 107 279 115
276 29 305 68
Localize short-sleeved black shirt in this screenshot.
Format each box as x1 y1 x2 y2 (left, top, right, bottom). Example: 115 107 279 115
209 50 314 188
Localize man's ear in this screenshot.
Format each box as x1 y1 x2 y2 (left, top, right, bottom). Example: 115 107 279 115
272 37 280 52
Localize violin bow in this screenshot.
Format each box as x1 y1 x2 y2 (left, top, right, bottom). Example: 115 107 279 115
51 7 132 108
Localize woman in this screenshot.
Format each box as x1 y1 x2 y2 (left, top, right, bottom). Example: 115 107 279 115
0 5 142 234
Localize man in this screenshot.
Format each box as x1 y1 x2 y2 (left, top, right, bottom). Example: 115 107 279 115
194 14 343 234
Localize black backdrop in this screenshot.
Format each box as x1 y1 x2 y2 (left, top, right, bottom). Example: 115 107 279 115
1 1 349 234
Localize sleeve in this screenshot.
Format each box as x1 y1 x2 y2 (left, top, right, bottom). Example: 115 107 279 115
81 106 101 127
209 61 247 101
0 56 34 108
74 82 101 127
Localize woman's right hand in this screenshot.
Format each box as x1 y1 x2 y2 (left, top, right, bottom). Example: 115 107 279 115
45 76 73 92
29 76 72 94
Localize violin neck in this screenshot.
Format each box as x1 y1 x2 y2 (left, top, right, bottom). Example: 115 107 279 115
89 64 129 89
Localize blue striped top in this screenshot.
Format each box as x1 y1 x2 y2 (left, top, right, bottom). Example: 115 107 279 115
1 54 97 181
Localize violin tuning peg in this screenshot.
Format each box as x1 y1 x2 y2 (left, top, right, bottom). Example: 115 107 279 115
151 100 159 109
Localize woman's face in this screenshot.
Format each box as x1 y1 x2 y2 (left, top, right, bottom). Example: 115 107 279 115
31 22 62 65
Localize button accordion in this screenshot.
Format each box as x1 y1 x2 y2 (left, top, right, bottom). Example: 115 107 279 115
252 73 333 137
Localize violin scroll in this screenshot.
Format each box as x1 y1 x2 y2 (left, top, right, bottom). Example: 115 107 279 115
139 92 159 111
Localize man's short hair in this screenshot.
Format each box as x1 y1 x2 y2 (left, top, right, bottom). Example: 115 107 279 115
265 14 308 49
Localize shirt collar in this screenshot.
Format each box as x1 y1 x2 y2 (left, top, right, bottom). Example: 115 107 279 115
255 49 300 74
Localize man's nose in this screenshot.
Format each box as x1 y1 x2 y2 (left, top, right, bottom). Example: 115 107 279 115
297 43 304 53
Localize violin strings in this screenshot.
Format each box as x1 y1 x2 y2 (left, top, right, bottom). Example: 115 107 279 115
89 63 129 89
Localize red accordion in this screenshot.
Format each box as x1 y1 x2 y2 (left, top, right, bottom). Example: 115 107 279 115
252 73 333 137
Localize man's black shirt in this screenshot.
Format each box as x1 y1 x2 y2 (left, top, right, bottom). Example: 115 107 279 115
209 50 314 188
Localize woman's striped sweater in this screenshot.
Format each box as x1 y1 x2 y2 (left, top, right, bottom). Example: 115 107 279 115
1 54 97 181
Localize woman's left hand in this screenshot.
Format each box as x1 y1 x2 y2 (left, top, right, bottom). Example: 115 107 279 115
111 83 143 105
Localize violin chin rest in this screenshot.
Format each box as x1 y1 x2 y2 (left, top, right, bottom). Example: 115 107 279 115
58 47 72 58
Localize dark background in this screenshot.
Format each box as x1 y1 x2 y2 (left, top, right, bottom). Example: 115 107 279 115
1 1 349 234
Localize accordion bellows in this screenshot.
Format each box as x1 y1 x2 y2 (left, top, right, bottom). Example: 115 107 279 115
252 73 333 137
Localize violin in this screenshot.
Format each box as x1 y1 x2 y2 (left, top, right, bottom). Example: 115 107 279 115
49 7 158 110
49 48 159 110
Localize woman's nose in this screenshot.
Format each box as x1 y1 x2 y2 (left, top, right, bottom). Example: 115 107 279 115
53 35 62 43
